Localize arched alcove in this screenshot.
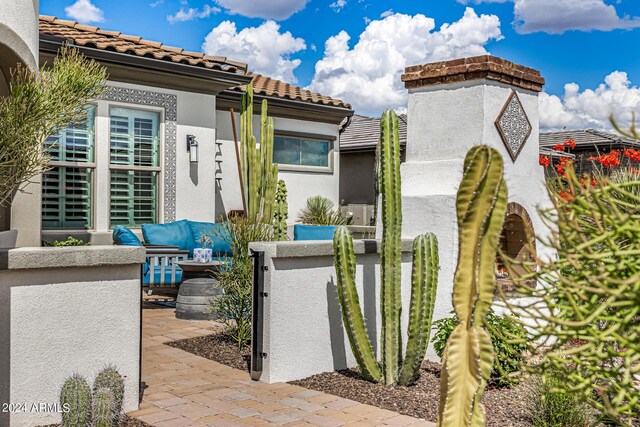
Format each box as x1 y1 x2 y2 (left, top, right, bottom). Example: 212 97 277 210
496 202 537 291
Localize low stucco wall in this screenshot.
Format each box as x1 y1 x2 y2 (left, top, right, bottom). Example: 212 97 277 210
249 239 422 384
0 246 146 427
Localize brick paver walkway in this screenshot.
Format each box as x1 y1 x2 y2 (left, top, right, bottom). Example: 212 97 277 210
128 305 435 427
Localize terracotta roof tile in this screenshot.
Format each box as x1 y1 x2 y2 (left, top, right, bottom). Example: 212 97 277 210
230 74 351 110
38 15 247 74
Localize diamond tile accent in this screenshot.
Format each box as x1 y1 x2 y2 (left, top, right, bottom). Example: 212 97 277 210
495 90 532 161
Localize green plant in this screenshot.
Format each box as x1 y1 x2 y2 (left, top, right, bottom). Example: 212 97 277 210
432 310 529 386
527 369 594 427
93 366 124 423
437 146 508 426
91 387 115 427
297 195 351 225
211 215 273 349
333 110 439 386
273 179 288 241
60 374 91 427
0 45 106 207
240 83 278 223
45 236 91 247
501 163 640 425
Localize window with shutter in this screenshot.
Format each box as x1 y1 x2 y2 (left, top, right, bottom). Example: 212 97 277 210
109 107 161 227
41 106 95 230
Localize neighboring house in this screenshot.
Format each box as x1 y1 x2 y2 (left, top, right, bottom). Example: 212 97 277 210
36 16 352 244
339 114 407 211
539 129 640 175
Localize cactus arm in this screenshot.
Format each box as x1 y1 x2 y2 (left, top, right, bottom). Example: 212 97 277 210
398 233 439 386
274 180 288 241
437 146 508 427
333 226 382 382
379 110 403 384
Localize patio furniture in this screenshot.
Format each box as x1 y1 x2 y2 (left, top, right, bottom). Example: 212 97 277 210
293 224 337 240
175 260 224 320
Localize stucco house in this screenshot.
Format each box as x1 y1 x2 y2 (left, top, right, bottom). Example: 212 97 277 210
14 16 352 246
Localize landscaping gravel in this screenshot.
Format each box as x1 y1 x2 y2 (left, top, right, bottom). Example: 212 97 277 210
171 333 532 426
40 414 152 427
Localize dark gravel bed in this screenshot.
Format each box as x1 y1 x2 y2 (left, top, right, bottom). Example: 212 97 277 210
168 332 251 372
171 333 532 426
291 362 532 427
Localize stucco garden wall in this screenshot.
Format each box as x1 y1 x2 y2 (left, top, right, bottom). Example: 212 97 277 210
249 239 420 384
216 111 340 222
0 245 145 426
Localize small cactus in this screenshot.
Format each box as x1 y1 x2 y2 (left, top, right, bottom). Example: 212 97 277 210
93 366 125 423
60 374 91 427
91 387 115 427
273 179 288 241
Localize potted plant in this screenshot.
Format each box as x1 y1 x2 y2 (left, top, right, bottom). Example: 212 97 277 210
0 46 106 248
194 234 213 263
294 196 352 240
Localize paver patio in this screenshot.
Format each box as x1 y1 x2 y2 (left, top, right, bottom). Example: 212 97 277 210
129 304 435 427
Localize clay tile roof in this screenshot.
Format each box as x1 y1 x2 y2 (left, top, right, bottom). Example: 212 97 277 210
340 114 407 151
38 15 248 75
540 129 640 149
227 73 351 110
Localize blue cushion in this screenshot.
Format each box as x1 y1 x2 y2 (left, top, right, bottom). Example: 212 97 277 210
188 221 233 257
112 225 142 246
143 265 183 286
294 225 337 241
142 220 193 254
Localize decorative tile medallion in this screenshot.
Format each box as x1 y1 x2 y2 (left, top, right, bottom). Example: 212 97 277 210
103 86 178 222
495 90 532 161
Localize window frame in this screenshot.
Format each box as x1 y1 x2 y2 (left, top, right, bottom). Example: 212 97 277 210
107 104 164 229
273 130 335 173
42 104 97 231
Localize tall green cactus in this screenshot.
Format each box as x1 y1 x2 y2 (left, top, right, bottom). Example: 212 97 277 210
240 83 278 223
273 179 288 241
91 387 115 427
333 110 439 386
60 374 91 427
437 146 508 427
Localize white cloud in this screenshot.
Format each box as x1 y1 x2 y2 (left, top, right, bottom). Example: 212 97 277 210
460 0 640 33
540 71 640 131
168 4 220 23
308 7 502 116
214 0 307 20
149 0 163 7
380 9 393 18
202 20 306 83
65 0 105 24
330 0 347 12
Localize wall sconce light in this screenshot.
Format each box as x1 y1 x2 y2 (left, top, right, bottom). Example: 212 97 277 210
187 135 198 163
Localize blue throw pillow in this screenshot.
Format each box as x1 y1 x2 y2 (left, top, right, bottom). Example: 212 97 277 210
142 220 193 254
293 224 337 241
112 225 142 246
188 221 233 257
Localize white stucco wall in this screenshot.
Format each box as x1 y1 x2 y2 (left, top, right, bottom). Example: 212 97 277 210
216 111 340 222
0 246 145 426
0 0 39 69
397 78 553 328
249 240 416 384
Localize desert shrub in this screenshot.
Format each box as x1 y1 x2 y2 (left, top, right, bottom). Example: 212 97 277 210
45 236 90 246
502 163 640 425
297 195 351 225
432 309 529 386
526 369 594 427
210 215 272 349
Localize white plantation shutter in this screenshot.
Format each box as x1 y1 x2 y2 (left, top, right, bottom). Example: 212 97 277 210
42 106 95 230
109 108 161 227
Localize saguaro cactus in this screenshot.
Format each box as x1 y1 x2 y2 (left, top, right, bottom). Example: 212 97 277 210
60 374 91 427
91 387 115 427
240 83 278 223
333 110 439 386
93 366 124 422
437 146 508 426
273 179 288 241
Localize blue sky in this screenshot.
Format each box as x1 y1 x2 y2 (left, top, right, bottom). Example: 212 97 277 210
41 0 640 130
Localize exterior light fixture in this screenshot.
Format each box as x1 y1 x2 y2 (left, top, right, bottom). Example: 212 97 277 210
187 135 198 163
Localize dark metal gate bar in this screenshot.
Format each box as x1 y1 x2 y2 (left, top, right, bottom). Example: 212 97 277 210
250 250 266 381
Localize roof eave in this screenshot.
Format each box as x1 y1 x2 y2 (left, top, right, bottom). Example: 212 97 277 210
39 34 252 92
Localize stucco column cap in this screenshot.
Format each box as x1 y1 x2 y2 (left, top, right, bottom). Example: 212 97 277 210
0 246 146 270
